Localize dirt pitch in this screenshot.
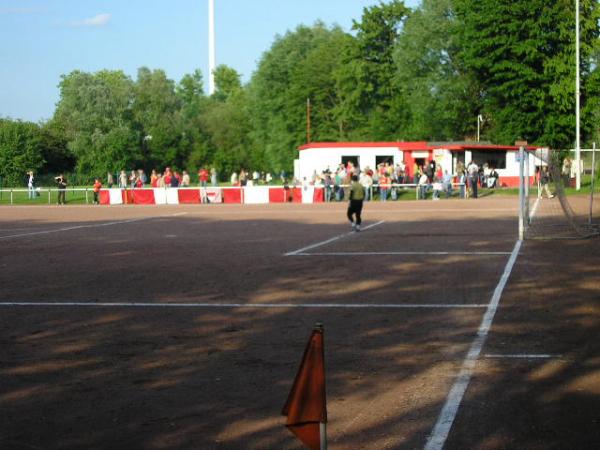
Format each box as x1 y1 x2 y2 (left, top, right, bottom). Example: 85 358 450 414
0 199 598 450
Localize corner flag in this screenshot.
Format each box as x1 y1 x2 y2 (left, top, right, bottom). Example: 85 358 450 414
282 323 327 450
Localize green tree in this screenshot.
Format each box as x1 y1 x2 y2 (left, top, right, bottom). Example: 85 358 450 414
0 119 44 186
455 0 600 147
212 65 242 102
132 67 184 170
249 23 351 172
176 70 212 173
54 70 139 177
394 0 479 141
335 0 410 139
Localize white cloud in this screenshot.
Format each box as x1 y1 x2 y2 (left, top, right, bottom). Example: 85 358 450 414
70 13 111 27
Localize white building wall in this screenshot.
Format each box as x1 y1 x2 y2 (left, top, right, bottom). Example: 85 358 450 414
297 146 403 180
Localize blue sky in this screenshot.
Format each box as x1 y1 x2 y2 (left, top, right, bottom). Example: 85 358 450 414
0 0 420 122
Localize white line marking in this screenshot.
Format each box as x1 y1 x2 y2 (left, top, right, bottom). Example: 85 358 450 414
284 220 385 256
424 239 522 450
291 251 511 256
0 213 187 240
0 302 488 309
484 354 561 359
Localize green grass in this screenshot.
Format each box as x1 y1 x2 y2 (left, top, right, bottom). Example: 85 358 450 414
0 188 93 205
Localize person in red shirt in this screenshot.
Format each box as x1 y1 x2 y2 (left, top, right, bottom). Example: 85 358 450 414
198 168 209 187
93 178 102 205
164 168 172 186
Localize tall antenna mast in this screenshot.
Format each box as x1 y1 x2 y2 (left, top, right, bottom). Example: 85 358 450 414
208 0 216 95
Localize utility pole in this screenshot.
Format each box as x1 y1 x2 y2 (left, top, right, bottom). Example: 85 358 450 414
208 0 216 95
306 98 312 144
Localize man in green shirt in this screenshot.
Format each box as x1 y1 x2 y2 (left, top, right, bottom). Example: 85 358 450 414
347 174 365 231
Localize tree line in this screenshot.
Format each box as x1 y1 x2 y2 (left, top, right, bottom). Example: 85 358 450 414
1 0 598 186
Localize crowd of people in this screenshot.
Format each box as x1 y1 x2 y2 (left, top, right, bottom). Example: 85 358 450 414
294 159 502 202
22 160 505 205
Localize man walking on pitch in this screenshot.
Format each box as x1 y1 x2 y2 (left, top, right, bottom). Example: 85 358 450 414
347 174 365 231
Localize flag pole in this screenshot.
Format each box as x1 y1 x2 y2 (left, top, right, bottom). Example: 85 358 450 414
315 322 327 450
320 422 328 450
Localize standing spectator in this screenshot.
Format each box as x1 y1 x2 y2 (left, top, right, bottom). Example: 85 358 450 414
540 166 554 198
129 170 137 189
418 171 429 199
379 172 389 202
157 173 165 188
150 170 158 187
164 168 172 186
239 169 247 186
107 172 114 188
488 167 499 188
265 172 273 184
347 175 365 232
119 170 127 189
55 174 67 205
199 168 209 187
138 169 147 186
210 167 218 186
413 162 420 185
230 171 239 186
170 171 180 188
93 178 102 204
458 169 467 199
324 173 333 202
253 170 260 185
426 160 435 182
359 170 373 201
442 170 453 198
27 171 35 199
181 170 191 187
467 160 479 198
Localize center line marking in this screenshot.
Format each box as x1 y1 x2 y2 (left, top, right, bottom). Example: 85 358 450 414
284 220 385 256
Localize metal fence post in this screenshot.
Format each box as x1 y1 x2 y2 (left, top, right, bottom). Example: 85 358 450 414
518 146 525 240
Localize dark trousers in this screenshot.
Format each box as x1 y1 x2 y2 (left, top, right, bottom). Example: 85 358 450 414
470 176 478 198
58 189 66 204
347 200 364 225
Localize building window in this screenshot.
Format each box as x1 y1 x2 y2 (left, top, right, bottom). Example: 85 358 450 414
376 155 394 166
341 156 360 169
471 150 506 169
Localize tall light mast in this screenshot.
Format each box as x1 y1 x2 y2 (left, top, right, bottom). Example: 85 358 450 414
208 0 216 95
575 0 581 190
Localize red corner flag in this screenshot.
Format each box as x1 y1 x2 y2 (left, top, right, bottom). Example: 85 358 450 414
282 324 327 450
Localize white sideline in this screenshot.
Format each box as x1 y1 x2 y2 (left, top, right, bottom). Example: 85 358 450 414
0 212 187 240
424 238 522 450
284 220 385 256
292 251 512 256
484 354 561 359
0 302 488 309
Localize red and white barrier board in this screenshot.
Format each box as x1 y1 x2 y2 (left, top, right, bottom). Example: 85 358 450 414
99 187 325 206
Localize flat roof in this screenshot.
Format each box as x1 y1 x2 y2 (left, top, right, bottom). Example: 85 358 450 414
298 142 542 151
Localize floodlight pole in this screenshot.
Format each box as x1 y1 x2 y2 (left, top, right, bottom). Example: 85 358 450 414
477 115 483 142
575 0 581 190
590 142 596 225
208 0 216 95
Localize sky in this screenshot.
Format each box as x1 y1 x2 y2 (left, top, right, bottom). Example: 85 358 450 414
0 0 420 123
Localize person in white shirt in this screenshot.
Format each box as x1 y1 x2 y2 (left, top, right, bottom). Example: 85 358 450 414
467 161 479 198
27 171 35 199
